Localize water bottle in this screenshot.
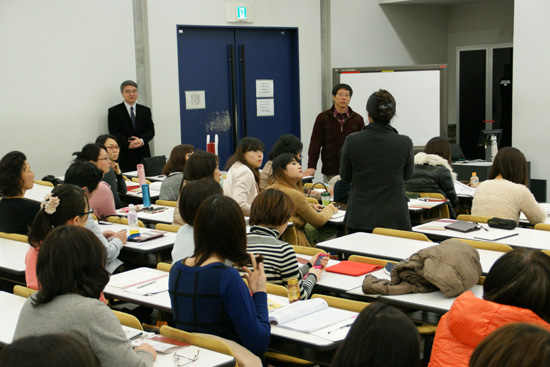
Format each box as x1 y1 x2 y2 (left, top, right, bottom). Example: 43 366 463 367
128 204 140 235
287 278 300 303
470 172 480 188
490 135 498 161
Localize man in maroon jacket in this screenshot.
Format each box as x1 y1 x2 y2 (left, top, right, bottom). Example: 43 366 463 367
304 84 365 182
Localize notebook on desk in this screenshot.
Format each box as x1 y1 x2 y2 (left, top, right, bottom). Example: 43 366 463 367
444 221 480 233
325 261 382 276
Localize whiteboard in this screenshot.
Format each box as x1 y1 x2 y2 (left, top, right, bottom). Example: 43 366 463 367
336 66 447 146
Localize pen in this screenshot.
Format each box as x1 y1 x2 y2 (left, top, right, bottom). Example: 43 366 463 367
328 323 352 334
137 281 156 289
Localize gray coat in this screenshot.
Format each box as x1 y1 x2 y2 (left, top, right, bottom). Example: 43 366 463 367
340 122 414 231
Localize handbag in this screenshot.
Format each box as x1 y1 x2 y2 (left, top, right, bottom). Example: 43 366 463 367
141 155 166 176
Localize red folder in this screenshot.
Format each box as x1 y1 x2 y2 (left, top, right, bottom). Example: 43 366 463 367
325 261 382 276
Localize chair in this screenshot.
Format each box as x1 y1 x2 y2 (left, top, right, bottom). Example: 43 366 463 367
131 177 152 185
417 192 450 219
265 283 288 297
34 180 54 187
160 326 239 366
13 285 37 298
157 262 172 272
306 197 319 205
106 216 145 228
450 238 513 253
373 227 432 242
155 223 180 232
303 182 328 190
456 214 491 224
291 245 326 256
155 199 177 207
0 232 28 243
112 310 143 330
348 255 398 267
281 220 298 246
535 223 550 231
311 294 369 313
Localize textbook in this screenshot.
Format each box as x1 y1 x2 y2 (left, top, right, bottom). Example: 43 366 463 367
325 261 382 276
269 298 356 333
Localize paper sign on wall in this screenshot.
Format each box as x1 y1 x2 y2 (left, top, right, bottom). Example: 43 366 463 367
185 91 206 110
256 80 274 98
257 99 274 116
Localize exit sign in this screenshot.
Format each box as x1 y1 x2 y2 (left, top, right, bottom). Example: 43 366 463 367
225 3 254 23
237 6 247 20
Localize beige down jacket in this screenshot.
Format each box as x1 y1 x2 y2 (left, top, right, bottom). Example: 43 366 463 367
362 239 482 298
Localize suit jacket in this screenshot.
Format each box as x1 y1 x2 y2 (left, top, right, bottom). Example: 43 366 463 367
108 102 155 171
340 122 414 232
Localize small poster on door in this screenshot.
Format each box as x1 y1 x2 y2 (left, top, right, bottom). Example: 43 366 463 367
256 80 274 98
185 91 206 110
257 99 274 117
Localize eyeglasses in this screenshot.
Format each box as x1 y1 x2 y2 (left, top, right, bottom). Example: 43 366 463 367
79 209 94 221
336 93 350 98
173 350 199 366
105 145 120 150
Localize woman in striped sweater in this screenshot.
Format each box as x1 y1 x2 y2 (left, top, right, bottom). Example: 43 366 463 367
247 188 327 299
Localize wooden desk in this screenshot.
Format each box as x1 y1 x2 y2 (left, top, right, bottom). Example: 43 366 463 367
0 291 27 345
24 183 52 202
414 219 550 251
347 285 484 315
316 232 502 274
0 237 28 288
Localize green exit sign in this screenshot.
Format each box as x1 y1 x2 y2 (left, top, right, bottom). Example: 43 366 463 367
237 6 247 20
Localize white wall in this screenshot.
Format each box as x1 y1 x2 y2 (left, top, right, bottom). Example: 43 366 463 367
0 1 136 179
331 1 447 68
512 0 550 198
146 0 322 171
446 0 514 126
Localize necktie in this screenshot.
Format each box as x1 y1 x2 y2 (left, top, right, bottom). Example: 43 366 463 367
130 106 136 129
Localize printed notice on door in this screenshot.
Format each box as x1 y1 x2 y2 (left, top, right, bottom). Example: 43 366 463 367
185 91 206 110
256 80 274 98
257 99 274 117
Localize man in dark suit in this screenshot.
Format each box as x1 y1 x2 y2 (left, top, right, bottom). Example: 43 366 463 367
108 80 155 172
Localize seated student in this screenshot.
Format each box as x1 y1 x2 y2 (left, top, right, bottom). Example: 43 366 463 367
332 303 420 367
0 333 97 367
224 137 265 216
0 151 40 235
172 178 222 263
160 144 194 201
469 323 550 367
247 189 327 299
95 134 128 208
64 161 127 274
172 151 221 226
268 153 337 247
260 134 302 191
169 195 270 357
405 136 459 218
14 226 156 367
471 147 545 224
73 143 117 219
430 248 550 367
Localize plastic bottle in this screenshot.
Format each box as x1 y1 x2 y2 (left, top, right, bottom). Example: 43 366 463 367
288 278 300 303
128 204 140 235
470 172 480 188
490 135 498 161
137 164 146 186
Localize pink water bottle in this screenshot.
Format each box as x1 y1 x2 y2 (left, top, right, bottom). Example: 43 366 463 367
137 164 146 186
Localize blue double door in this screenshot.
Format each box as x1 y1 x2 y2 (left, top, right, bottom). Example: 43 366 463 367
176 26 301 167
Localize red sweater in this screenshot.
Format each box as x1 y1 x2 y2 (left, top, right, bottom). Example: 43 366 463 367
307 106 364 175
429 291 550 367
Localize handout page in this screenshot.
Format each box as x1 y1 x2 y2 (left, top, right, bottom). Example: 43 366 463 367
124 275 169 296
109 267 168 288
474 229 519 241
455 180 476 197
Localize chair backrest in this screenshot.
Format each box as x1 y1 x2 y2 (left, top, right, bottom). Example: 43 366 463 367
131 177 152 185
266 283 288 297
291 245 326 256
160 326 238 365
535 223 550 231
306 197 319 205
155 199 177 207
155 223 180 232
157 262 172 272
417 192 450 219
0 232 28 243
311 294 369 313
348 255 398 267
112 310 143 330
281 223 298 246
542 250 550 257
372 227 432 242
450 238 513 253
303 182 328 190
13 285 37 298
107 216 145 228
456 214 491 224
34 180 54 187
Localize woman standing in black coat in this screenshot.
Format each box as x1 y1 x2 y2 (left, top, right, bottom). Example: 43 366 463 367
340 89 414 233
